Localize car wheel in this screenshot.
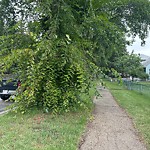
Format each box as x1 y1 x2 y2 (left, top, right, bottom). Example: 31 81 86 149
0 95 10 100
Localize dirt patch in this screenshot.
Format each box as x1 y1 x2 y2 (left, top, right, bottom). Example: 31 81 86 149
78 88 147 150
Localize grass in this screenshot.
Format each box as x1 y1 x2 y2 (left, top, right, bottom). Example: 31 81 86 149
105 80 150 149
0 82 97 150
0 111 89 150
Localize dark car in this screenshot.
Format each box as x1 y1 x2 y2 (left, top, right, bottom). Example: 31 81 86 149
0 79 18 100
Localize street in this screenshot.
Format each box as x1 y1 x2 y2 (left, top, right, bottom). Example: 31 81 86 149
0 98 12 113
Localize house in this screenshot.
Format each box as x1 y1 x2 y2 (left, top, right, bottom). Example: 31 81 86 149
140 54 150 79
142 58 150 77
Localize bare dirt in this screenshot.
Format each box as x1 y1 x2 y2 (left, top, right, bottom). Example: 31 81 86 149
79 88 147 150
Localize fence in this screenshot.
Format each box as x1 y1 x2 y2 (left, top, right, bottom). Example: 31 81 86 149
123 81 150 97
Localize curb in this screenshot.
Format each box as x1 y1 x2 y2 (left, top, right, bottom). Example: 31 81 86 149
0 109 10 115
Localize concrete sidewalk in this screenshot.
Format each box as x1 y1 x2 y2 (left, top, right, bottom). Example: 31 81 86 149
79 88 147 150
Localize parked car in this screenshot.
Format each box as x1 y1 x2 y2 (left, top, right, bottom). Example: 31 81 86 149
0 79 19 100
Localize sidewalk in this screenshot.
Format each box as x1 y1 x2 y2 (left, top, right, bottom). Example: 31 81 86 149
79 88 147 150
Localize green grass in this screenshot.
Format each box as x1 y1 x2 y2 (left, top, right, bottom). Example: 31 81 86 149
0 111 90 150
106 80 150 149
0 82 97 150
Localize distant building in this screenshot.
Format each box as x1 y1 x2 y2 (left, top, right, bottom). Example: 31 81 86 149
140 54 150 79
142 58 150 77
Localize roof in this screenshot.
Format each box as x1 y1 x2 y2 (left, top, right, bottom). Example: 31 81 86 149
139 54 150 61
142 58 150 67
139 54 150 67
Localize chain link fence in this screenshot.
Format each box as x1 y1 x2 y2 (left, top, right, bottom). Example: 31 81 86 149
123 81 150 97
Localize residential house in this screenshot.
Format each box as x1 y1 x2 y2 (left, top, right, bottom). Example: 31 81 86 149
140 54 150 79
142 58 150 78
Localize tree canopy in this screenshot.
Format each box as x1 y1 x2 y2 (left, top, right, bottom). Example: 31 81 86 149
112 52 148 80
0 0 150 113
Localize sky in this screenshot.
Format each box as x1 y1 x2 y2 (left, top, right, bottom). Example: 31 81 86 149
127 36 150 57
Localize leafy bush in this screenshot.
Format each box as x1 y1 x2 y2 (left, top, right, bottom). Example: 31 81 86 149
1 38 97 113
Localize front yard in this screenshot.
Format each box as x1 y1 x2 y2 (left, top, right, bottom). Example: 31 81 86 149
0 81 96 150
0 110 91 150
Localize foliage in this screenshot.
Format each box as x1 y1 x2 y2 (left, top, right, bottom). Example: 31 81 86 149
113 52 147 79
138 71 149 80
0 0 150 113
0 80 96 150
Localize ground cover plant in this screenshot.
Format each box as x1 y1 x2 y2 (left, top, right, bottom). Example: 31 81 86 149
106 80 150 149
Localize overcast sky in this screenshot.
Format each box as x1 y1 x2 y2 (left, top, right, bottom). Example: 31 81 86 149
127 36 150 57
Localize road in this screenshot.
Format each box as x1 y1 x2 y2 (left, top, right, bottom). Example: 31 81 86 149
0 98 12 113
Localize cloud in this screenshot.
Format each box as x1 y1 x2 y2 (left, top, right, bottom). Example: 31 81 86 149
127 36 150 56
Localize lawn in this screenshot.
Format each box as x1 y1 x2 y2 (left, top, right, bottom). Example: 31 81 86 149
106 80 150 149
0 110 90 150
0 82 96 150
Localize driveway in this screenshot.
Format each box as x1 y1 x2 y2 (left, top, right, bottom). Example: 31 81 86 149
0 98 12 113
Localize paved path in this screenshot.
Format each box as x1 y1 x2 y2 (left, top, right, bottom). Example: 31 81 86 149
79 88 147 150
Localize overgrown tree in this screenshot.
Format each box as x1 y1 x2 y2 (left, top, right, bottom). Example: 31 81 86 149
0 0 150 113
